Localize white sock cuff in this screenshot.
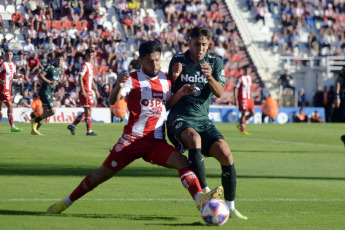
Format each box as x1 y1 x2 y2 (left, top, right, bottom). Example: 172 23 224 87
64 196 73 207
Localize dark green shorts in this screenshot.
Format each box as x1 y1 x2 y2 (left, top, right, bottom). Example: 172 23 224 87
39 90 54 109
166 117 224 157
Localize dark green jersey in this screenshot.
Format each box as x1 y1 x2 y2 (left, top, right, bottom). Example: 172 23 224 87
39 64 62 94
168 50 225 119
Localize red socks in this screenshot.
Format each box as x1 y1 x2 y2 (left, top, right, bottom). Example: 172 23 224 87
8 109 13 126
69 175 96 202
85 114 92 132
179 167 202 199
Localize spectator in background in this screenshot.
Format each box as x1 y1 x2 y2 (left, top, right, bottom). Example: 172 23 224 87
42 38 57 58
68 0 84 19
30 93 43 119
313 86 324 107
129 52 141 72
261 94 279 123
310 111 324 123
128 0 140 14
26 24 38 48
105 68 117 89
11 9 24 33
16 52 28 77
143 10 155 32
50 0 62 19
255 2 265 26
116 0 130 21
294 107 308 122
122 13 134 41
23 38 36 56
298 88 309 107
68 24 78 46
61 93 76 107
110 98 127 123
0 13 5 31
279 68 296 93
27 53 41 76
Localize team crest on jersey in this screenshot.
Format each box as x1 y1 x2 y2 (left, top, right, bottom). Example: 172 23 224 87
111 161 118 168
114 144 123 152
175 122 183 129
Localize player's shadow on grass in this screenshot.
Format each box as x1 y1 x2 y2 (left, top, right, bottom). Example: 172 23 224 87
0 209 178 222
1 163 345 180
147 222 205 227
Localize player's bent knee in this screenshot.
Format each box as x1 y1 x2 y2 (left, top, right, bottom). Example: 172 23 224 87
166 151 189 169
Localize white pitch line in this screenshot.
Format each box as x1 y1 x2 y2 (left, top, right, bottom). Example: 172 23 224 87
0 198 344 202
229 137 343 149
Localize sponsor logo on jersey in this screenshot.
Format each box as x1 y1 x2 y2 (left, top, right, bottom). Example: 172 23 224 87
114 144 123 152
181 72 208 83
141 98 164 107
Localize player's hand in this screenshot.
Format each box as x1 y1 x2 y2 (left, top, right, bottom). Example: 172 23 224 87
172 62 183 78
117 72 130 87
51 81 58 86
178 84 194 96
335 97 341 108
201 61 212 80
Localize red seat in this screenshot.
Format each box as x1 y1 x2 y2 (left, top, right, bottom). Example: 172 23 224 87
61 20 72 29
45 20 52 29
93 66 99 75
52 20 62 30
73 21 82 30
98 65 109 73
81 20 88 28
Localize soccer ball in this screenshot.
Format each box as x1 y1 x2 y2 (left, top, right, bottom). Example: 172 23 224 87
200 198 229 226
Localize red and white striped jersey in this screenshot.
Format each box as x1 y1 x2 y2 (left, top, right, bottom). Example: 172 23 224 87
235 74 252 100
79 61 94 92
0 62 16 92
121 69 172 140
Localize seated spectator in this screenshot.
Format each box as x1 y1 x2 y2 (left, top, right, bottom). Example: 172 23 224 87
68 0 84 19
129 52 141 72
298 88 309 107
0 36 16 54
68 24 79 46
23 38 36 56
143 10 155 32
61 93 76 107
128 0 140 14
11 9 24 33
294 108 308 122
122 13 134 41
117 55 129 74
25 23 38 48
116 0 130 21
27 53 41 76
16 52 28 76
38 23 48 45
105 68 117 89
49 0 62 20
34 9 46 30
106 40 119 65
42 38 57 57
310 111 324 123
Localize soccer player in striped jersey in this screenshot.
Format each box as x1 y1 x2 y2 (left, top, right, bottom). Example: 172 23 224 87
46 40 223 214
167 26 247 219
0 49 23 132
67 48 100 136
234 65 255 135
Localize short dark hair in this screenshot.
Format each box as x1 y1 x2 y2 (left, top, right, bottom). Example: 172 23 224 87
55 53 64 59
85 48 95 55
5 49 13 54
190 26 212 40
138 40 162 58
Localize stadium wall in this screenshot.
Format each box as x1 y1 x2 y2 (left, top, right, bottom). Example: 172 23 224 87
1 107 325 124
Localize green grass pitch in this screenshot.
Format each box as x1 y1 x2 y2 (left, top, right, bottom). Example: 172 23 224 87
0 122 344 229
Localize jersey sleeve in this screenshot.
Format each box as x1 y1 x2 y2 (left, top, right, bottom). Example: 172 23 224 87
43 65 52 74
212 57 225 87
120 76 133 97
78 62 87 77
0 63 4 73
234 76 242 88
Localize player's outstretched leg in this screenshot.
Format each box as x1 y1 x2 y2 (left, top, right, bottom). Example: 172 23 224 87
67 125 76 135
11 127 23 132
46 199 68 214
196 186 223 210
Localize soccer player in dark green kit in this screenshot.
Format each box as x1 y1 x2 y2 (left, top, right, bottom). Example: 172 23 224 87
167 26 247 219
31 53 65 135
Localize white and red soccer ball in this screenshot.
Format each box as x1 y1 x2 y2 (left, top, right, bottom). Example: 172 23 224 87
200 198 229 226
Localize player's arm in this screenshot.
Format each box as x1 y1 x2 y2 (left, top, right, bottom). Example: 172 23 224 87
201 61 223 98
170 62 182 86
39 68 58 86
78 71 86 96
109 72 130 105
166 84 194 110
91 78 99 98
335 74 343 108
